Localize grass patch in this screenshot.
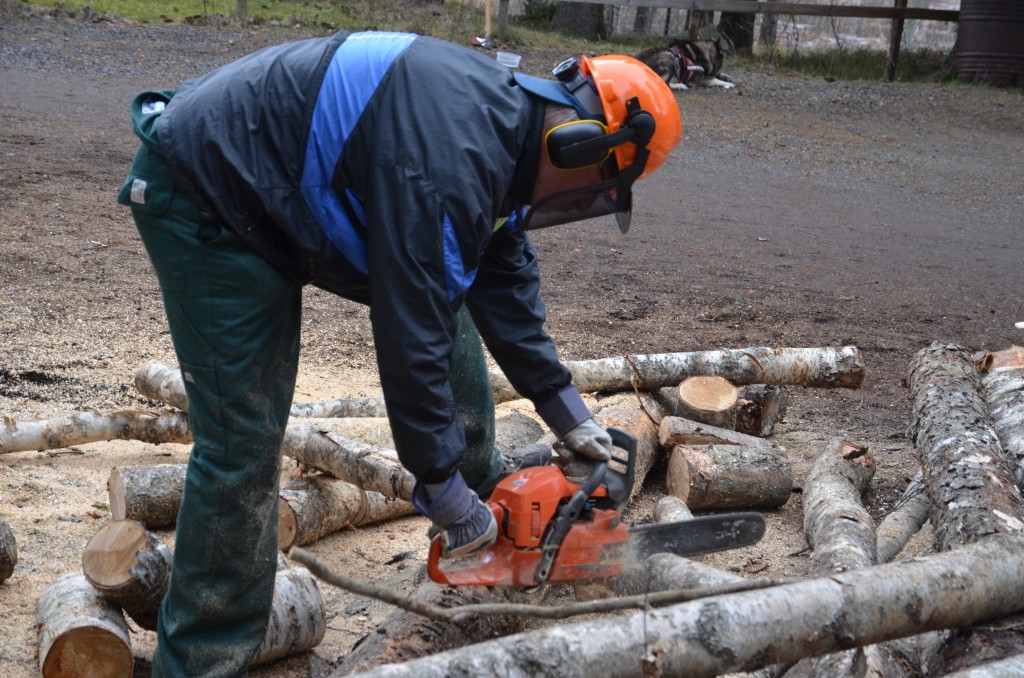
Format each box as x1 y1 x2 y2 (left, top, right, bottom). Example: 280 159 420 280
740 46 957 83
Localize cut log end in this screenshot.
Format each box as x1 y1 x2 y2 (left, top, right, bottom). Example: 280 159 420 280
42 626 133 678
82 520 148 589
278 497 298 551
677 376 738 429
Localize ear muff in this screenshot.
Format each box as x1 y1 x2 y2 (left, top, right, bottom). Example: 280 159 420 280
545 120 611 170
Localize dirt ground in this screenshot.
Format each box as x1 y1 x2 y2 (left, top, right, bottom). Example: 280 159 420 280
1 10 1023 678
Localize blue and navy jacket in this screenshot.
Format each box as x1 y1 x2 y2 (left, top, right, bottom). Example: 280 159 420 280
153 31 591 479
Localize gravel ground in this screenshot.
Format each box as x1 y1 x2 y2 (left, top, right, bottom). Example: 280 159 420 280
1 9 1023 677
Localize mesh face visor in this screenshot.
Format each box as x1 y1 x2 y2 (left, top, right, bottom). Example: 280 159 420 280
522 164 630 232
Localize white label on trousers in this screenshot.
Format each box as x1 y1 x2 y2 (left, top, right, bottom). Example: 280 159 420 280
130 178 147 204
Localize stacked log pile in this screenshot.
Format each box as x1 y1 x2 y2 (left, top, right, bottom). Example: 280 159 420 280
8 343 1024 676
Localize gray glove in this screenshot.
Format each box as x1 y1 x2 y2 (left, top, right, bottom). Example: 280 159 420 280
560 418 613 461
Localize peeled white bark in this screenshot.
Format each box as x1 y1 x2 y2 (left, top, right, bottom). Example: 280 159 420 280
342 533 1024 678
0 408 191 455
249 565 327 667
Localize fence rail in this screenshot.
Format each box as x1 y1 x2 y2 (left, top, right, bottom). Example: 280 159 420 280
568 0 958 22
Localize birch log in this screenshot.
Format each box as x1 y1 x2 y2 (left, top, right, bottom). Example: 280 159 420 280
735 384 789 437
249 565 327 668
908 343 1024 551
489 345 864 403
980 346 1024 490
134 360 387 418
81 519 172 631
674 376 738 428
653 494 694 523
659 415 774 450
108 464 187 528
0 517 16 583
36 573 133 678
666 444 792 510
875 472 930 564
942 654 1024 677
0 408 191 455
910 343 1024 674
786 440 881 677
342 533 1024 678
591 392 665 501
278 474 416 551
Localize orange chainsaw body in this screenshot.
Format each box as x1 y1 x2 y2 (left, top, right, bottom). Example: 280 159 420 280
427 465 630 587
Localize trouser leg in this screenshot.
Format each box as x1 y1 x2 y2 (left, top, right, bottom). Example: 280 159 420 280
127 149 301 677
450 305 502 494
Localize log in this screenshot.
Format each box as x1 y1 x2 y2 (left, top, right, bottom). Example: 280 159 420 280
802 440 876 575
666 444 792 510
36 573 133 678
943 653 1024 677
653 494 694 523
81 519 172 631
134 359 387 418
489 345 864 403
876 471 930 564
108 464 187 528
735 384 789 437
332 566 528 675
342 533 1024 678
658 415 773 450
675 375 738 428
789 440 879 677
908 343 1024 552
909 343 1024 674
278 474 417 551
591 392 665 501
249 565 327 668
980 346 1024 491
0 517 16 583
0 407 191 455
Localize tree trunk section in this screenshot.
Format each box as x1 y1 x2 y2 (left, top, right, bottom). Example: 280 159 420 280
943 653 1024 677
735 384 789 437
910 343 1024 673
876 471 929 564
249 565 327 667
675 375 738 428
659 414 774 450
0 407 190 454
81 519 171 631
654 494 694 523
278 474 416 551
36 572 133 678
0 517 15 583
980 346 1024 490
591 392 664 501
332 566 528 675
666 443 792 510
489 346 864 403
909 343 1024 552
341 533 1024 678
108 464 187 528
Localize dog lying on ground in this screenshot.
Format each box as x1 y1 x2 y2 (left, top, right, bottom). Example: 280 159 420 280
636 38 735 90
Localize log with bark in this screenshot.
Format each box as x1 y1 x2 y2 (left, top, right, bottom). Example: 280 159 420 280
666 443 792 510
489 345 864 403
0 517 16 583
735 384 789 437
249 564 327 668
590 392 665 501
278 474 417 551
108 464 187 528
340 533 1024 678
134 359 387 418
0 408 191 455
875 471 930 564
36 572 133 678
909 343 1024 674
979 346 1024 490
658 414 775 450
81 519 172 631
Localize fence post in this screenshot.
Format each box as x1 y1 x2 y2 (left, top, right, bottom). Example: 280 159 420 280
885 0 909 81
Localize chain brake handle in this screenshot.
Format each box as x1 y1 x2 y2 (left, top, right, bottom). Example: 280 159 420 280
595 427 637 512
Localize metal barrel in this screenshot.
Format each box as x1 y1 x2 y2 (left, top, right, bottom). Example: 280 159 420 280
955 0 1024 87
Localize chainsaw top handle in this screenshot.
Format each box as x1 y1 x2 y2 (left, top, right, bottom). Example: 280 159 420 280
600 427 637 512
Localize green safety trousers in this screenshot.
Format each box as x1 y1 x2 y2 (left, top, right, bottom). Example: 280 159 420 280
120 93 500 677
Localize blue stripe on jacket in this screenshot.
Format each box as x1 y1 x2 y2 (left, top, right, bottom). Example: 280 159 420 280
301 32 415 275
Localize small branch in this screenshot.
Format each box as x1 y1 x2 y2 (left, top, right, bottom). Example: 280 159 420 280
288 547 789 624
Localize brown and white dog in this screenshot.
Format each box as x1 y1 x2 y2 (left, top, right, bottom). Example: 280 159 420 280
636 38 734 91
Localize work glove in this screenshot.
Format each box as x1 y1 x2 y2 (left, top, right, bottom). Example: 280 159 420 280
412 469 497 558
553 418 613 480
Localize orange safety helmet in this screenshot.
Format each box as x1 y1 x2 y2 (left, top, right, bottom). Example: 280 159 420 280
579 54 683 180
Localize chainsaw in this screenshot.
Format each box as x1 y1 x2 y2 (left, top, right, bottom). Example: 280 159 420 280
427 427 766 588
